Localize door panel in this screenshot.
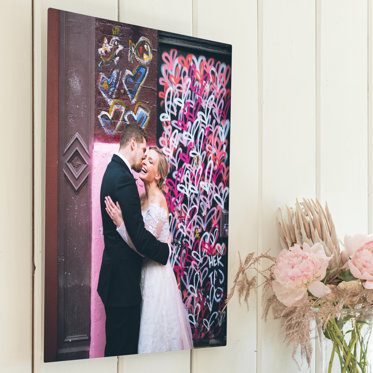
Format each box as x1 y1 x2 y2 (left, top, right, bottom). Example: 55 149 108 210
56 11 95 361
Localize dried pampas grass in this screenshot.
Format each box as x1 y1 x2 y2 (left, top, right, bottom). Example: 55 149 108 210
265 296 314 368
224 251 275 311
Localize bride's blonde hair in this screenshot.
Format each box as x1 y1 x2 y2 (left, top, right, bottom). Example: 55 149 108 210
149 146 169 190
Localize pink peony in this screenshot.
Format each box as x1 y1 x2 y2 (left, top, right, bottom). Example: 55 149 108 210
343 234 373 263
349 241 373 289
272 243 331 306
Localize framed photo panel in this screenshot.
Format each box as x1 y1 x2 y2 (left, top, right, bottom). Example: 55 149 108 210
45 8 231 362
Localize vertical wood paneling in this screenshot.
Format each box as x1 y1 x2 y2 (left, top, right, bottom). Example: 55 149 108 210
367 5 373 366
4 0 364 372
192 0 258 373
119 0 192 35
116 1 192 372
0 1 33 372
319 4 368 371
260 0 316 372
33 1 118 372
320 0 368 237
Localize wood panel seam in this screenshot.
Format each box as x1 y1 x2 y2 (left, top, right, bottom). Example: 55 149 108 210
192 0 197 37
315 0 321 204
367 0 373 233
314 1 321 372
256 0 264 372
32 0 35 370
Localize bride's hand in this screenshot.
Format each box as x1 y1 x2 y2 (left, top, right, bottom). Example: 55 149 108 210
105 196 124 227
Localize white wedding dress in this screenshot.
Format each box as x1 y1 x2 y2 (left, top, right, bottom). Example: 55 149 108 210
117 202 193 354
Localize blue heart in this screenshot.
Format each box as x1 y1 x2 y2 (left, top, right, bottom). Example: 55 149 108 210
98 102 125 136
98 69 120 103
99 115 116 135
124 104 151 129
122 65 148 103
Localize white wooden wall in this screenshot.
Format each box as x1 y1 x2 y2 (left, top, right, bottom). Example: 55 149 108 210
1 0 371 372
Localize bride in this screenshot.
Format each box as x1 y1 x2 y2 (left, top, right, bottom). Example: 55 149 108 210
104 146 193 354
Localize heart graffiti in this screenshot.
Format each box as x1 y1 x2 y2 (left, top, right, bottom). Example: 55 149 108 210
122 65 148 104
98 68 121 104
158 49 231 344
97 31 154 137
98 100 125 136
124 102 151 130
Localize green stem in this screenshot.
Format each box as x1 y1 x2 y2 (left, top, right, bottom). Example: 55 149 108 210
329 319 349 357
327 322 347 370
330 319 358 372
328 342 336 373
342 326 357 373
323 315 372 373
353 336 357 373
356 323 369 372
358 325 365 364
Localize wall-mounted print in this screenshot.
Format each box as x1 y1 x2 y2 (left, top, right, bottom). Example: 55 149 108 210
45 8 231 362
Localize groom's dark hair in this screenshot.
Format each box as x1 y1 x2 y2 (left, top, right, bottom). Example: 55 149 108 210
120 124 148 148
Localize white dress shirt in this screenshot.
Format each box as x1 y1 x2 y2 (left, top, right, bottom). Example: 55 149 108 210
116 152 132 172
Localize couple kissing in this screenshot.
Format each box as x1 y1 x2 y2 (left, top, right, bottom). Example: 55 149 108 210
97 124 193 356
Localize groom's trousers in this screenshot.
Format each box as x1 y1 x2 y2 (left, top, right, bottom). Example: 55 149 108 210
104 303 141 356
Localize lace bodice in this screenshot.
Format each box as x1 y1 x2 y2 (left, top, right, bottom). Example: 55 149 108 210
142 203 169 244
116 202 169 254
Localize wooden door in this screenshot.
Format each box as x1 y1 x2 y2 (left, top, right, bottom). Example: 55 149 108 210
45 9 95 362
56 10 94 361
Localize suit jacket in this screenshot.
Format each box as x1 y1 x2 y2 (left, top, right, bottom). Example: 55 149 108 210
97 154 169 308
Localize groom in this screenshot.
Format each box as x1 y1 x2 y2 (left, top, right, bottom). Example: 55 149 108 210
97 124 169 357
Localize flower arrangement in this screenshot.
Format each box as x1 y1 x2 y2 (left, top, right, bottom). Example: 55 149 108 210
227 199 373 372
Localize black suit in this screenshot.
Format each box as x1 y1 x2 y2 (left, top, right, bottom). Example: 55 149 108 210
97 154 169 356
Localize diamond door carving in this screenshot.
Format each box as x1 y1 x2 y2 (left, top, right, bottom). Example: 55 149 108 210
63 133 90 192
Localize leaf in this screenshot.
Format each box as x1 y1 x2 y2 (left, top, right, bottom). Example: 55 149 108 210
336 315 352 330
338 269 357 282
323 327 332 340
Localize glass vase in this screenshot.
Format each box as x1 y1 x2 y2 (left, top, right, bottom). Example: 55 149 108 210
315 309 373 373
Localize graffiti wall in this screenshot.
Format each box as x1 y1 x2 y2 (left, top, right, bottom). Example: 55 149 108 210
157 44 231 345
93 20 231 349
95 19 158 142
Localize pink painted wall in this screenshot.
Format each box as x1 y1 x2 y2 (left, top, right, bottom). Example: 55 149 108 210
90 141 145 358
90 142 116 358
